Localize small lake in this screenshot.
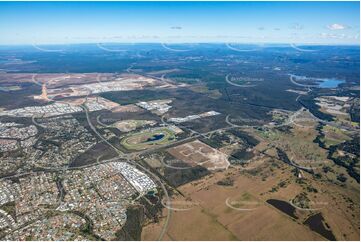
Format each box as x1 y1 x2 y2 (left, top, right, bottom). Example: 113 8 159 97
291 74 345 88
318 78 345 88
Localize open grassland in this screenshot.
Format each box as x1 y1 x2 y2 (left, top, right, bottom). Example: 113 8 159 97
143 124 359 241
254 125 328 169
142 155 359 241
321 125 352 148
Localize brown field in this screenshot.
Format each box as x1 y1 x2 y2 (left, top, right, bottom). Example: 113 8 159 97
142 156 360 241
167 140 230 170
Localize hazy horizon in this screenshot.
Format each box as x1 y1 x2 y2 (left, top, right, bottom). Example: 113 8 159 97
0 1 359 45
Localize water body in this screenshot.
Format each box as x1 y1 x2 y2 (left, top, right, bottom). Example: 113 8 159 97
318 79 345 88
304 213 336 240
266 199 298 219
145 133 164 142
291 74 345 88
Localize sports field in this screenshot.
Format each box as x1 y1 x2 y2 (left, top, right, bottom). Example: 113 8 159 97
120 127 176 151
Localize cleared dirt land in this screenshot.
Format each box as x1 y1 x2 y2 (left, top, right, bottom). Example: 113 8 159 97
167 140 230 170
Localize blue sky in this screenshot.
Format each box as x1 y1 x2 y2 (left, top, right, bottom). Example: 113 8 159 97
0 1 359 45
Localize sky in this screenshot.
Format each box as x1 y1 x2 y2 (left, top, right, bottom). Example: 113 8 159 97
0 1 359 45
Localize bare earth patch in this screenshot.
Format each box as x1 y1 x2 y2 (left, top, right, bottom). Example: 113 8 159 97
167 139 230 170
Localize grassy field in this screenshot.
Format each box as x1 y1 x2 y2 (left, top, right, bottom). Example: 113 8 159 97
320 125 352 148
111 119 156 132
120 127 176 151
188 84 222 99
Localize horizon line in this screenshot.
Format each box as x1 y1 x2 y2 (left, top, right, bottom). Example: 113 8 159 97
0 42 359 47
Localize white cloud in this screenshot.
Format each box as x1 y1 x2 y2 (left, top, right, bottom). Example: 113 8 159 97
326 23 348 30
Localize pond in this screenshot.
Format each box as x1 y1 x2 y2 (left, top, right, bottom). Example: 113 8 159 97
145 133 165 142
304 213 336 240
266 199 298 219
